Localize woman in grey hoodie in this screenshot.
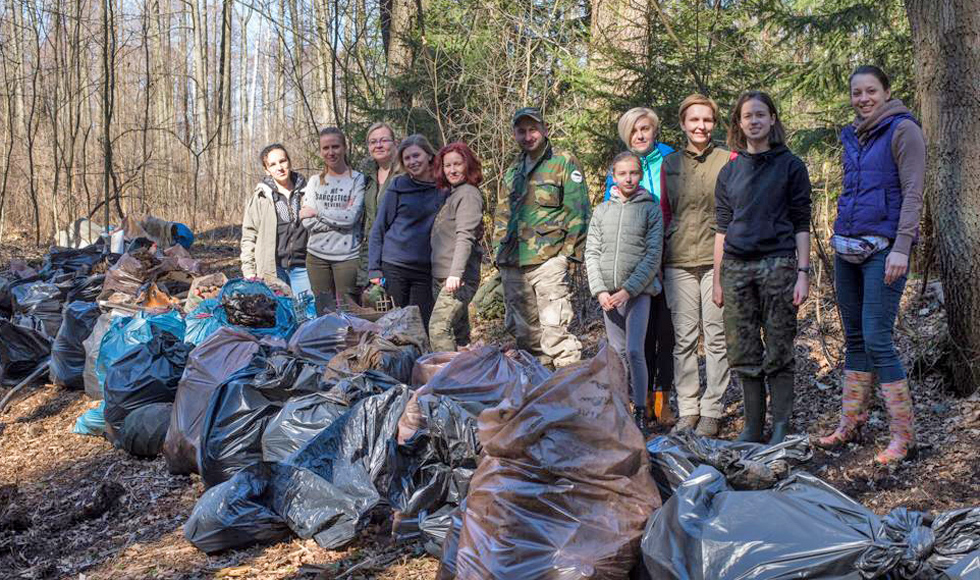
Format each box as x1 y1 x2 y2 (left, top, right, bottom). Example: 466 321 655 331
429 142 485 351
300 127 366 313
585 151 664 436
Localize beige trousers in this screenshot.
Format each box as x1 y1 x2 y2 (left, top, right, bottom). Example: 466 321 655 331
664 266 731 418
500 255 582 368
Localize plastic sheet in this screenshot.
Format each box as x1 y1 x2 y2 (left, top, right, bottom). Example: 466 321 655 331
164 327 273 475
0 320 52 384
117 402 173 457
103 330 190 444
647 431 813 500
439 346 661 580
49 301 100 388
184 462 293 554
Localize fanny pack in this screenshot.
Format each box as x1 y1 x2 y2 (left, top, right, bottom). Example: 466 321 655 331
830 234 890 264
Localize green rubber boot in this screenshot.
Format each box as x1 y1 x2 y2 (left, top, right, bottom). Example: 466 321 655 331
736 376 766 443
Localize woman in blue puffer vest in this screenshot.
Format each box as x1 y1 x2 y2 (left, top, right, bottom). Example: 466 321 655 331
817 65 926 465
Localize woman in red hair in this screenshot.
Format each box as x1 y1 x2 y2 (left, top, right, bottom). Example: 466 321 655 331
429 142 485 351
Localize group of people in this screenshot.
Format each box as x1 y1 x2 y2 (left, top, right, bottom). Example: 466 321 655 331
240 64 924 465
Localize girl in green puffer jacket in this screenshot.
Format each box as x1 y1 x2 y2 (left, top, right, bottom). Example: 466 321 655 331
585 152 664 435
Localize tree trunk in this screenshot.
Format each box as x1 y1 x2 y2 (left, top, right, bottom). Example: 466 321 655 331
905 0 980 395
590 0 647 93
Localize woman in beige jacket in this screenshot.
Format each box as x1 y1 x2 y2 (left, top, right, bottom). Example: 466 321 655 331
240 143 310 296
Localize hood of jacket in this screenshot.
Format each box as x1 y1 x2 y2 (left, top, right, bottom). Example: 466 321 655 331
258 171 307 197
853 99 915 143
609 186 655 206
387 173 439 196
740 144 791 165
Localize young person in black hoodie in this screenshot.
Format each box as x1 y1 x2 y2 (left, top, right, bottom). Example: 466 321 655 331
368 134 445 327
712 91 812 445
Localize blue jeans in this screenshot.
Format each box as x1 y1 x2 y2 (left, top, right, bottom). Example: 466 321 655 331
277 266 312 299
835 251 907 382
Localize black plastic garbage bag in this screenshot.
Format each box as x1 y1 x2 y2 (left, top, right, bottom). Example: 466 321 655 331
946 550 980 580
0 319 52 383
642 465 980 580
103 330 191 444
11 282 65 338
277 385 410 548
252 353 324 401
164 328 282 476
197 354 283 487
66 274 105 303
118 402 173 457
50 301 100 388
40 245 104 277
287 314 353 366
262 371 399 462
184 461 293 554
648 432 813 500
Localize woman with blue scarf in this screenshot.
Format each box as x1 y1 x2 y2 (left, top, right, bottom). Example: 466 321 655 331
604 107 676 431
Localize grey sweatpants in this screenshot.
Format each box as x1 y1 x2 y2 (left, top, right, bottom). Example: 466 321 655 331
602 294 652 410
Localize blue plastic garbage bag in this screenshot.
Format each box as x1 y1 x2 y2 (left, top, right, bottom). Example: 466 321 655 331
211 279 297 339
95 309 185 389
73 401 106 436
185 298 223 346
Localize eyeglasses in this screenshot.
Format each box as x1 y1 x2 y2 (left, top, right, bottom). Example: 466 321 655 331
369 138 394 147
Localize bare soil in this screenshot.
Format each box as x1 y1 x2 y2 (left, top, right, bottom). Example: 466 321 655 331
0 233 976 579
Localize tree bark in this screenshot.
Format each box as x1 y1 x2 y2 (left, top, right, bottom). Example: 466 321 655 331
905 0 980 395
590 0 647 93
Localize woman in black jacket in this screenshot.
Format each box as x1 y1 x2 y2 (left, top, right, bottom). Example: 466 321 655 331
712 91 812 445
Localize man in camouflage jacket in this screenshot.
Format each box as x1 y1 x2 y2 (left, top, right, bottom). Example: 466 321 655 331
493 107 590 367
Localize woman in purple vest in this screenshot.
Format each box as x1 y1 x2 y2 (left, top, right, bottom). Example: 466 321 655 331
817 66 926 465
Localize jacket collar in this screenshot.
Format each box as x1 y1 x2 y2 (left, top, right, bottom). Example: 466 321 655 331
853 99 914 142
259 172 306 198
517 141 554 174
683 141 716 161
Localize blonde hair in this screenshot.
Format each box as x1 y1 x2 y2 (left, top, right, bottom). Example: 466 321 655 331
617 107 661 149
678 93 719 124
365 122 397 145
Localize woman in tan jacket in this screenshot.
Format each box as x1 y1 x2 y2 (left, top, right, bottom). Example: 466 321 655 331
660 94 732 437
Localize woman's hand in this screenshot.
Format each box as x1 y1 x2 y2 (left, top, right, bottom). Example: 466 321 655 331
299 206 317 219
370 277 382 286
445 276 462 293
598 291 613 311
712 279 724 308
884 251 909 285
609 288 630 309
793 271 810 306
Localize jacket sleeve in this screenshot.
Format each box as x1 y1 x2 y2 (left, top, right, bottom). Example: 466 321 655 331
450 186 484 279
368 183 395 278
239 192 260 279
622 204 664 297
560 156 592 263
788 157 813 234
584 205 607 296
891 119 927 255
714 164 733 234
305 174 366 232
491 167 514 257
660 169 672 231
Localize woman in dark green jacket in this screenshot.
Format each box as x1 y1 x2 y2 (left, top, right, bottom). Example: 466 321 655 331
357 122 400 289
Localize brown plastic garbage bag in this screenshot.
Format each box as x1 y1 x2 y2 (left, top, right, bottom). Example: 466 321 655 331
411 351 461 387
163 327 285 475
377 306 429 351
439 345 661 580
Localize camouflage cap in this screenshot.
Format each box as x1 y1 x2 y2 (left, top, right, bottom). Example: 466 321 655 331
512 107 545 127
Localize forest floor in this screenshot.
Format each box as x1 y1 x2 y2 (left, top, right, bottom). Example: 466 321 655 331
0 229 978 579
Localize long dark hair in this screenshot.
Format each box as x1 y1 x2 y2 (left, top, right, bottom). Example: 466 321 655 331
726 91 786 151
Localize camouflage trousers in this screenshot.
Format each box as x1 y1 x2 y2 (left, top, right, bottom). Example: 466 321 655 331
500 255 582 368
429 278 478 352
721 256 798 379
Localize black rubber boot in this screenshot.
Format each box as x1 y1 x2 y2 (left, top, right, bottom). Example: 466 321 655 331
736 376 766 442
633 407 650 438
767 373 795 445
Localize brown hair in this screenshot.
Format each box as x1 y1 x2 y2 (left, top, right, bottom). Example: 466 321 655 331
396 134 438 176
317 127 349 177
726 91 786 151
611 151 642 174
849 65 890 91
259 143 289 168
